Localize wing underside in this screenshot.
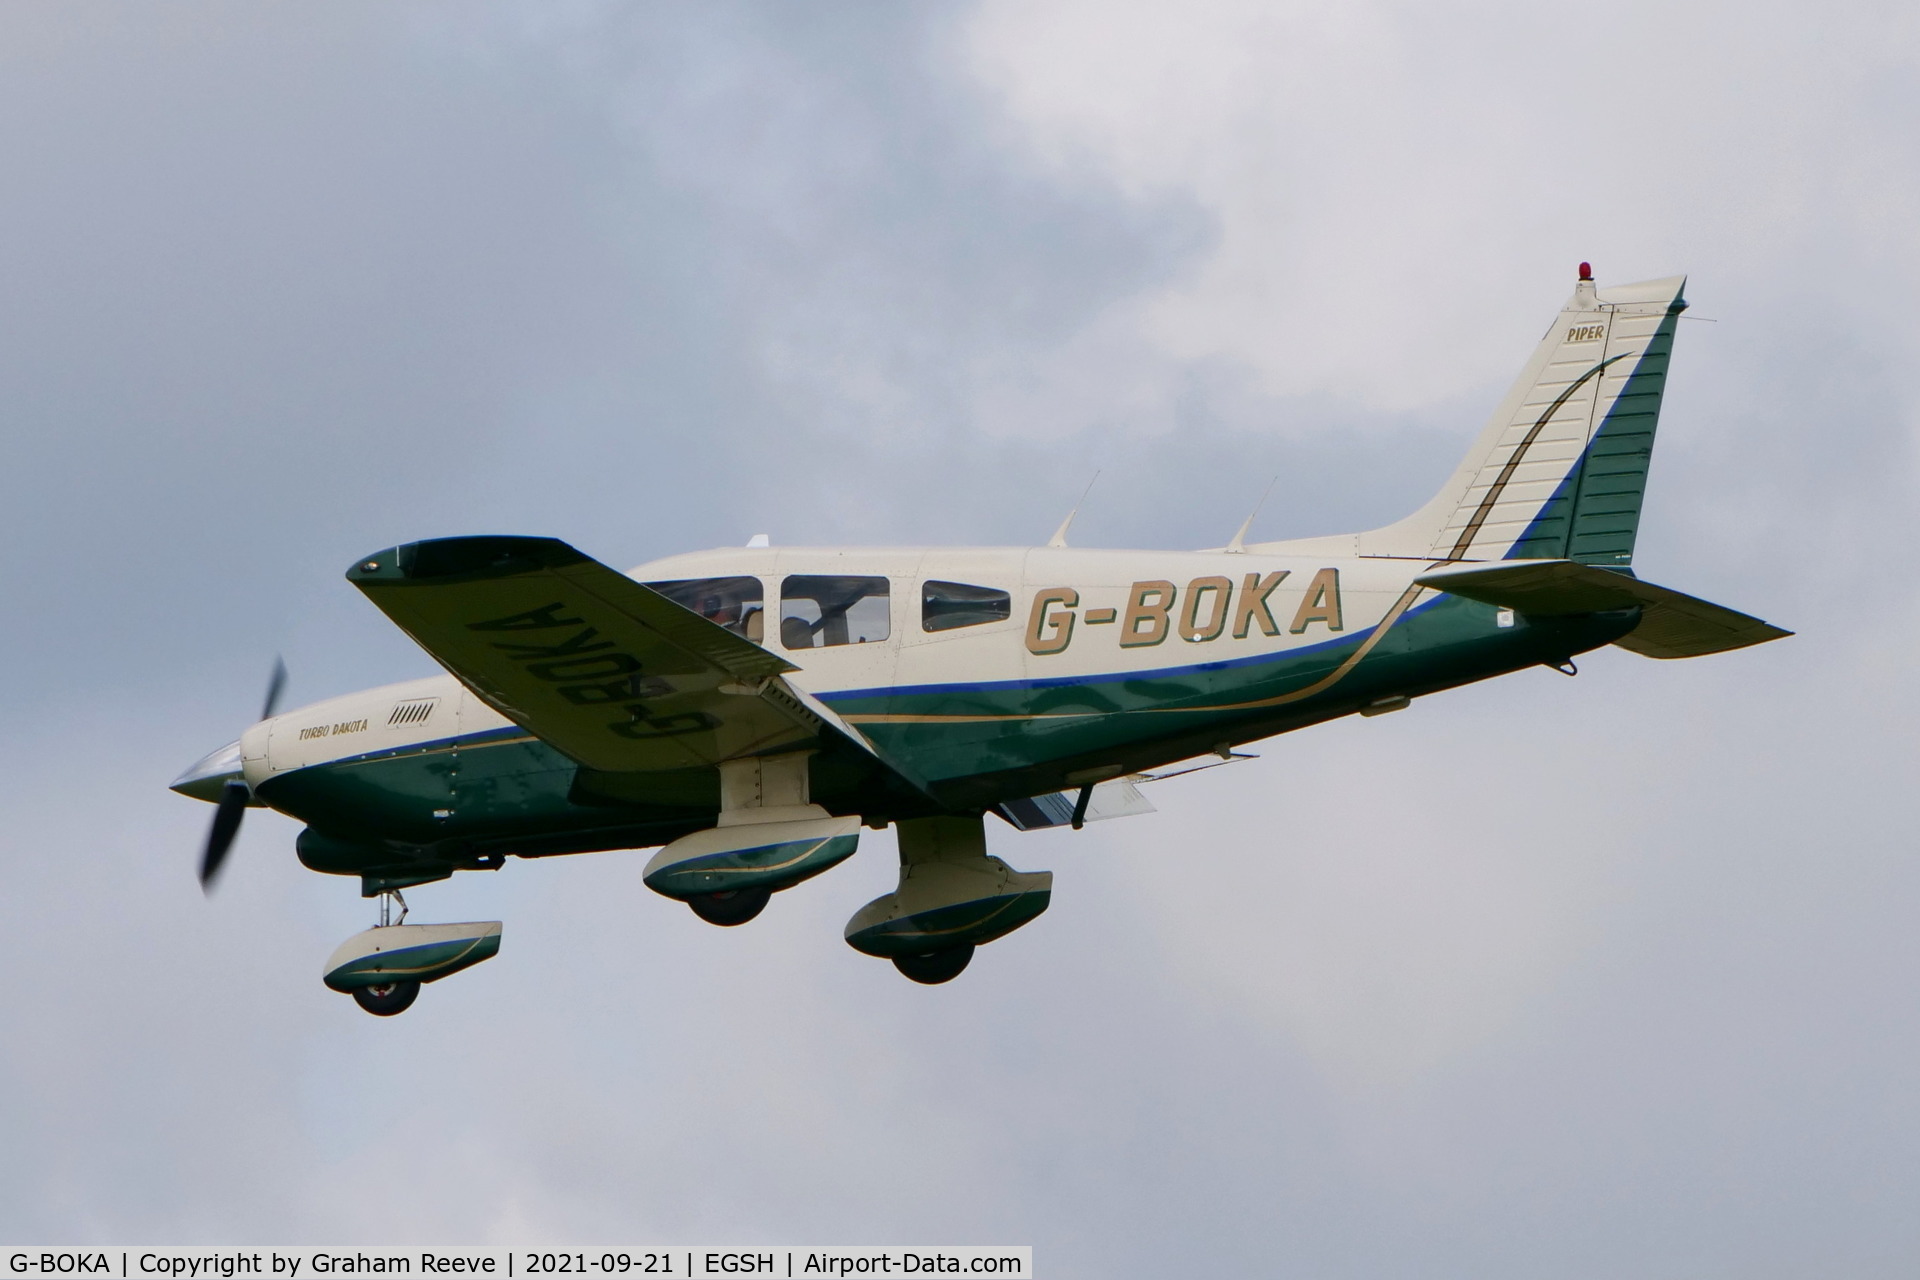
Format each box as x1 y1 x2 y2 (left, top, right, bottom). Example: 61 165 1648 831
347 536 915 782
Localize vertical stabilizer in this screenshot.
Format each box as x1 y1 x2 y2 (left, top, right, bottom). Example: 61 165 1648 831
1357 269 1687 564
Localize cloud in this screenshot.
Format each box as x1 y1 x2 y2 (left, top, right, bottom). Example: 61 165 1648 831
963 0 1920 411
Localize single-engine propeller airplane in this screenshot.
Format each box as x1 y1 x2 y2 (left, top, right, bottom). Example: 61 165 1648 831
174 266 1788 1015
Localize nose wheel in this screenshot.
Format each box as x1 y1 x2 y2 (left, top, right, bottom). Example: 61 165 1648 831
341 889 422 1017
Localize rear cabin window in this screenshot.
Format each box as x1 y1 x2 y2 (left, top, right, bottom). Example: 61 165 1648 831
780 575 890 649
922 580 1012 632
644 576 765 642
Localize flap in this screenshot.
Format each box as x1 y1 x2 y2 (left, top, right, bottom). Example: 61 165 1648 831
349 536 847 772
1413 559 1791 659
994 779 1156 831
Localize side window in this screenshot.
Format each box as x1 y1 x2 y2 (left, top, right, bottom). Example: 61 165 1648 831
644 576 765 642
922 580 1011 632
780 575 890 649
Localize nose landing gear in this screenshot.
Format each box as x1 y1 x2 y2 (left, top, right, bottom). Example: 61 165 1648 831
323 890 502 1017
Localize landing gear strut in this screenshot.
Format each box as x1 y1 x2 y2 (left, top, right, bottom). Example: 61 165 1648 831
378 888 409 927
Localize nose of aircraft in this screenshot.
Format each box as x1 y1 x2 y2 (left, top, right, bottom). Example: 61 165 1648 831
171 659 288 890
170 658 286 801
170 738 245 803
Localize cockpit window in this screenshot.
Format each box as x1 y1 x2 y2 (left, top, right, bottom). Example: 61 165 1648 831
644 576 765 642
922 580 1011 632
780 575 890 649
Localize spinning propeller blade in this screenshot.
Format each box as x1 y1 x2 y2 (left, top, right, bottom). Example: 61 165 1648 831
199 658 287 893
260 656 288 722
199 780 251 889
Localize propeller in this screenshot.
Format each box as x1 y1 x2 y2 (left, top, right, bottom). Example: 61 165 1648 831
199 658 288 892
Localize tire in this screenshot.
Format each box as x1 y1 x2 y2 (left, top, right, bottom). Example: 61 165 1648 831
352 980 420 1016
892 945 974 985
688 884 771 927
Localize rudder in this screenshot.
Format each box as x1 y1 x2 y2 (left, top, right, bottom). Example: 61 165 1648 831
1507 276 1683 565
1356 268 1688 564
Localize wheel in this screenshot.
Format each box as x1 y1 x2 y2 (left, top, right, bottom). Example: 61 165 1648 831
688 884 771 926
892 945 974 985
351 980 420 1016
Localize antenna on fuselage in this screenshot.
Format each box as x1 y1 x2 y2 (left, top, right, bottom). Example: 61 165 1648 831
1225 474 1279 553
1048 471 1102 549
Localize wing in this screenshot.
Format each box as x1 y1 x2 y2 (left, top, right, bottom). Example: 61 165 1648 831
348 536 918 782
1414 559 1792 659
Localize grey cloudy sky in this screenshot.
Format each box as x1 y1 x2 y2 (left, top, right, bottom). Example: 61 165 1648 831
3 2 1918 1274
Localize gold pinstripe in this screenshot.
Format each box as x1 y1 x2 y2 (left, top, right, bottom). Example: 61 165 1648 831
840 575 1441 725
1446 354 1630 560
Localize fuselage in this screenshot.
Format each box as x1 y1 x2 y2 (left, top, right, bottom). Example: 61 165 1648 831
186 543 1635 871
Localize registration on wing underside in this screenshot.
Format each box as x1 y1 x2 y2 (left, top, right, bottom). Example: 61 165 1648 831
345 535 824 773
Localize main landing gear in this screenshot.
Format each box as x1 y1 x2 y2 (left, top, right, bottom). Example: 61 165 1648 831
322 889 503 1017
643 754 861 927
845 815 1052 985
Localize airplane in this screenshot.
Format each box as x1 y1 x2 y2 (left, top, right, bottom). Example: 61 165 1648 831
172 265 1788 1015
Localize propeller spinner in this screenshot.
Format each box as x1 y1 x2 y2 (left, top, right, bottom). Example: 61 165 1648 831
191 659 286 891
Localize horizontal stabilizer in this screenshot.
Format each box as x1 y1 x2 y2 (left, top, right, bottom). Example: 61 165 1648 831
1414 559 1791 659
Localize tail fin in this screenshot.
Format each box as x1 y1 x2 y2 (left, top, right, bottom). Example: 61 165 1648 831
1360 268 1687 564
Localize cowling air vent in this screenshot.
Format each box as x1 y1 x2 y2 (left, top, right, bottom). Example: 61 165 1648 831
388 698 439 727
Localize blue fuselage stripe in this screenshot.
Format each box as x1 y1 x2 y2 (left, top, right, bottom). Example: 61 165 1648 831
821 595 1445 703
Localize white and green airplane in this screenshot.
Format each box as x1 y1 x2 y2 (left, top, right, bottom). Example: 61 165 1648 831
174 266 1787 1015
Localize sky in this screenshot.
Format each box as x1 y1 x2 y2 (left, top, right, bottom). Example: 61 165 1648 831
2 1 1918 1273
